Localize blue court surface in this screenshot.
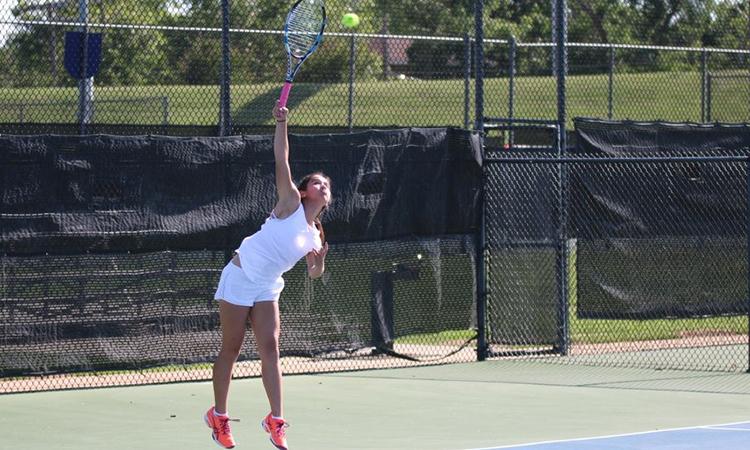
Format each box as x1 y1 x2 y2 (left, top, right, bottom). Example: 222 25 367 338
468 421 750 450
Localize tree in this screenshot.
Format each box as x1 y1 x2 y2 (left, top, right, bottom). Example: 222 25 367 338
567 0 638 44
5 0 748 88
708 1 750 49
626 0 715 46
9 0 172 87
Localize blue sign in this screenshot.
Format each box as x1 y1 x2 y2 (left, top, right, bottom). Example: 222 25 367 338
64 31 102 79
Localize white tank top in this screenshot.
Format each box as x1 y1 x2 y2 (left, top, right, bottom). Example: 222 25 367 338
236 203 322 283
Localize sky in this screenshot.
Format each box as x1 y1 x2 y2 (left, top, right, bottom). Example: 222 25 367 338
0 0 18 46
0 0 191 46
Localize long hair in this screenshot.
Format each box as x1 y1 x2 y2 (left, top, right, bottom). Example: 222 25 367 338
297 172 331 244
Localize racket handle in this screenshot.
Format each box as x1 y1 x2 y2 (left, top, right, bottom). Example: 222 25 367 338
279 82 293 108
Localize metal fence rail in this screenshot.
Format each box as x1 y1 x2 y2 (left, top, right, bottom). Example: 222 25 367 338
1 3 748 135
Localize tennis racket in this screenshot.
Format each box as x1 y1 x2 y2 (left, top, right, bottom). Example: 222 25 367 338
278 0 327 108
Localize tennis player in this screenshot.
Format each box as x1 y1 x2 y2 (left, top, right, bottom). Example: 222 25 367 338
205 101 331 450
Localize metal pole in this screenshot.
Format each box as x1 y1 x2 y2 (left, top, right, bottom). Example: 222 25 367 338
554 0 569 356
701 50 707 123
608 45 614 119
348 33 356 132
49 4 58 84
508 36 516 148
746 157 750 373
463 33 471 130
78 0 93 134
707 72 713 122
474 0 487 362
474 0 484 132
219 0 232 136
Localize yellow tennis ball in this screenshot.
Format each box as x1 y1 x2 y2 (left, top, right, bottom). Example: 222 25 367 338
341 13 360 28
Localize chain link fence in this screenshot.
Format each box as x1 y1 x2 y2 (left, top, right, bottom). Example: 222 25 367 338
2 2 750 392
484 127 750 374
0 128 482 393
0 1 479 134
484 41 750 132
1 2 748 136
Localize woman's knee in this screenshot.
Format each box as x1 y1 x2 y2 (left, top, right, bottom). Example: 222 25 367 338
256 333 280 358
219 337 245 359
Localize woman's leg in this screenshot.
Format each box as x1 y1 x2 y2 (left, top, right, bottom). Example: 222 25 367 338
250 301 283 417
213 300 251 414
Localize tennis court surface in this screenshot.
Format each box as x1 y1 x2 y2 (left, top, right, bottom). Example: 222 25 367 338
469 421 750 450
2 359 749 450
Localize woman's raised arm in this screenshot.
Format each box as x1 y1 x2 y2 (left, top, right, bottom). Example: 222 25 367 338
271 102 300 218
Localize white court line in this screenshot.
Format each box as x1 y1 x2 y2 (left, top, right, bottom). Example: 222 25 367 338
701 426 750 432
462 420 750 450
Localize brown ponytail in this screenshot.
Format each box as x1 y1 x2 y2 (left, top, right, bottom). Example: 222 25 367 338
297 171 331 244
314 218 326 244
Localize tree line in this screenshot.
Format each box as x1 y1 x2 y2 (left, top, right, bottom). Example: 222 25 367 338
1 0 747 88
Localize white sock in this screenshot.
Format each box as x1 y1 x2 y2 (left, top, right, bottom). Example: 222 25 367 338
272 415 284 421
214 409 229 417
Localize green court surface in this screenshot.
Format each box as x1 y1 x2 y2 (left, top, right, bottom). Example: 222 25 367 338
1 360 749 450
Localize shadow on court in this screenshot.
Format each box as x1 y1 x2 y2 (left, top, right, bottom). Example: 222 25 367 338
1 360 749 449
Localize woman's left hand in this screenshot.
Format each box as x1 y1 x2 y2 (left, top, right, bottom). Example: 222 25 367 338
309 242 328 264
306 242 328 278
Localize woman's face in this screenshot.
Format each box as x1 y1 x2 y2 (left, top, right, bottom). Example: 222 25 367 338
303 174 332 206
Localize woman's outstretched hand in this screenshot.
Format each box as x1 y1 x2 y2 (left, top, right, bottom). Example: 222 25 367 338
306 242 329 278
273 101 289 123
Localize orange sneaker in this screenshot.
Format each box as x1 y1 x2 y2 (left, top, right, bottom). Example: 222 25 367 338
204 406 236 449
261 413 289 450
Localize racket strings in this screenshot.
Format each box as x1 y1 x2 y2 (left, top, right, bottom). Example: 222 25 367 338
286 2 324 58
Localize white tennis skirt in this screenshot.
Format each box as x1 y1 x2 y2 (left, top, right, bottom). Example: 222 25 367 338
214 262 284 307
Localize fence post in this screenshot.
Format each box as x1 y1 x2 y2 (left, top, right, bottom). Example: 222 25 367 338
464 33 471 130
474 0 487 362
348 33 356 132
706 72 712 122
554 0 569 356
219 0 232 136
78 0 93 134
746 157 750 373
608 44 615 119
474 0 484 132
701 50 708 123
508 36 516 147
